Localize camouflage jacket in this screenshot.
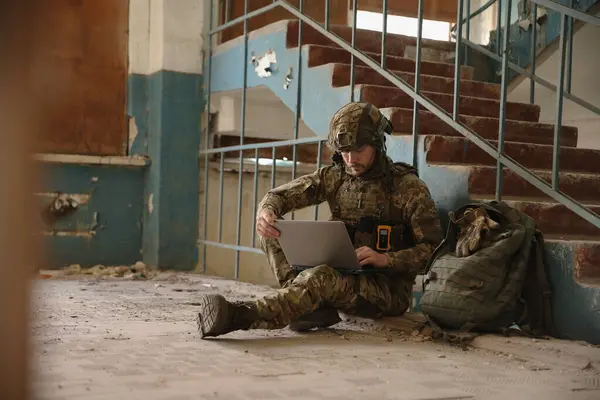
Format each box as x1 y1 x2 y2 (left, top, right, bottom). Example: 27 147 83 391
258 156 444 279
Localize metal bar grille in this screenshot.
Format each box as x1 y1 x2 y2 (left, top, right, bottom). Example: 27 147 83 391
529 3 537 104
412 0 424 169
495 0 513 201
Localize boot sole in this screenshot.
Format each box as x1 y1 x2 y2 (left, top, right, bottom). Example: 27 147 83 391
196 294 230 339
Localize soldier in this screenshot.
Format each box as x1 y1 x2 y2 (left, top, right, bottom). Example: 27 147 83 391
196 102 444 338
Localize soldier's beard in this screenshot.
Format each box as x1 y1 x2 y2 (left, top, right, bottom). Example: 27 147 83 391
348 163 367 175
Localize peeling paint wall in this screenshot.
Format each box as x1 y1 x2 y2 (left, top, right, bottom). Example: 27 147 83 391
38 0 205 269
128 0 204 270
38 160 145 267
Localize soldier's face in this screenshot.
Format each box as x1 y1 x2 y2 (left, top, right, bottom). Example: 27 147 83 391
340 145 376 176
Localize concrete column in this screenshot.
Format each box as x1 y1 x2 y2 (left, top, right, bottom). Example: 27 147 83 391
128 0 204 270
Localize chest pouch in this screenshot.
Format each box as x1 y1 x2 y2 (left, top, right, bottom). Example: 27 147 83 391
374 220 412 253
351 216 374 249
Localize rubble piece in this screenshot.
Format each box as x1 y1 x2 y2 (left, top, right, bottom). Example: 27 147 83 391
59 261 159 280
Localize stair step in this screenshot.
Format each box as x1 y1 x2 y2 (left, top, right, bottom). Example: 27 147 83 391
426 135 600 174
468 167 600 204
504 201 600 240
383 108 578 147
331 64 500 99
286 20 456 59
306 44 474 80
359 85 541 122
546 238 600 285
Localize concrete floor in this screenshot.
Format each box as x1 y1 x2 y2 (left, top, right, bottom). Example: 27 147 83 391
30 272 600 400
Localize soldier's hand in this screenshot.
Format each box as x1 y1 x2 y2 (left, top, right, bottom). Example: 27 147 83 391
256 209 280 239
356 246 389 268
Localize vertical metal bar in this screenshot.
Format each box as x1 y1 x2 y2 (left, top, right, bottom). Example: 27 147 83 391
565 0 574 94
495 0 513 201
465 0 471 66
234 0 250 280
217 152 225 241
271 147 276 189
251 148 259 247
314 141 323 221
381 0 388 68
529 3 537 104
412 0 424 169
453 0 464 121
225 0 230 22
324 0 330 30
291 0 304 221
553 13 568 192
202 0 215 273
350 0 358 102
496 0 502 56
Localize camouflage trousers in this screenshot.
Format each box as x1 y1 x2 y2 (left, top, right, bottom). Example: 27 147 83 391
254 237 411 330
258 236 297 288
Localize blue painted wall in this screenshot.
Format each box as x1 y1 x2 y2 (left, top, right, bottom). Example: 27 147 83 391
128 70 203 271
40 68 203 271
39 162 145 267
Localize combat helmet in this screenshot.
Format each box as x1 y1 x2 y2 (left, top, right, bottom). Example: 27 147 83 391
326 102 393 155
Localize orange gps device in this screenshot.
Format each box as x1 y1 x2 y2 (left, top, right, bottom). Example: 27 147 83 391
376 225 392 251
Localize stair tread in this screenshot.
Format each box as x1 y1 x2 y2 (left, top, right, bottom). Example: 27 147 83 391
357 83 533 104
468 166 600 205
470 197 600 283
331 63 494 86
323 22 457 51
328 63 500 99
305 44 474 79
468 165 600 179
286 20 456 59
545 237 600 244
495 199 599 238
425 135 600 174
383 107 578 130
382 107 578 147
358 84 541 122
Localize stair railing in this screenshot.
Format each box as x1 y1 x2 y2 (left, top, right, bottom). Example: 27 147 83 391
461 0 600 115
199 0 600 277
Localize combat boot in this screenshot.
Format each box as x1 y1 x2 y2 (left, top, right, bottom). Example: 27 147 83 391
196 294 259 338
289 306 341 332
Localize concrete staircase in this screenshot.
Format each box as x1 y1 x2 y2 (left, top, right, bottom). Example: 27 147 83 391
209 19 600 344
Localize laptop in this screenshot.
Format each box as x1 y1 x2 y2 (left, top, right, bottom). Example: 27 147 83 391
274 220 378 274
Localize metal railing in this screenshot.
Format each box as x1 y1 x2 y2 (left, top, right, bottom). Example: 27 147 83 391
199 0 600 278
460 0 600 115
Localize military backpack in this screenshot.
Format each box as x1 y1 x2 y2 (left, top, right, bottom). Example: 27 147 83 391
418 200 557 345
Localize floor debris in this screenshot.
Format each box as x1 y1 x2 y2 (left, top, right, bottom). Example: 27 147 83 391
31 273 600 399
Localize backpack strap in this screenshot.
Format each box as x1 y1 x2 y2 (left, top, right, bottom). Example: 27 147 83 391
522 230 557 337
326 166 346 217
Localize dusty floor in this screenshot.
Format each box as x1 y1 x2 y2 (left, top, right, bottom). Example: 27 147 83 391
30 272 600 400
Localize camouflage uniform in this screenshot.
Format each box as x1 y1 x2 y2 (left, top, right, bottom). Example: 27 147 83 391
196 102 444 338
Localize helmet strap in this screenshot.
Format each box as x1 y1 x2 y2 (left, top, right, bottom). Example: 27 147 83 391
332 151 344 166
